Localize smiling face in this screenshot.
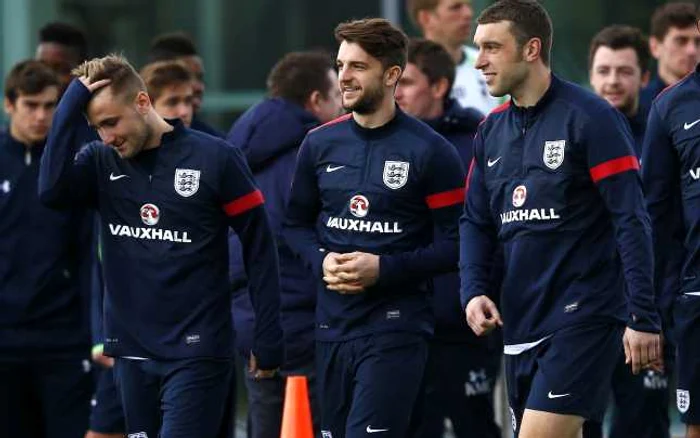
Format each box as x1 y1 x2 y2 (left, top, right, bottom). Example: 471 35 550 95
473 21 530 98
590 46 646 116
336 41 388 115
87 86 152 159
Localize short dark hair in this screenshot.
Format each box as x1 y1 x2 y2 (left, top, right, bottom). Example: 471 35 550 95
140 61 193 102
38 21 87 60
4 59 60 103
334 18 409 70
477 0 553 67
148 32 199 63
588 25 650 73
650 2 698 40
267 51 335 106
408 38 456 92
406 0 440 28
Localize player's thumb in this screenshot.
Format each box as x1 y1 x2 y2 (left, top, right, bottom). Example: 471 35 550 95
484 298 503 326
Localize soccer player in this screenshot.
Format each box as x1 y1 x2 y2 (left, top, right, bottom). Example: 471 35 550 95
140 60 195 127
407 0 503 114
460 2 661 438
395 37 500 438
38 54 283 438
148 32 222 137
586 25 672 438
0 60 94 438
36 21 88 94
226 50 342 438
640 2 700 108
282 18 466 438
641 11 700 438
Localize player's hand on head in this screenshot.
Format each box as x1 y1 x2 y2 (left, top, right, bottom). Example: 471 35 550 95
465 295 503 336
623 327 662 375
78 75 111 93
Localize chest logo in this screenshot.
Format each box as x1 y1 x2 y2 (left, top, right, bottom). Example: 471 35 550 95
512 185 527 208
174 168 201 198
383 161 409 189
349 194 370 218
140 203 160 226
543 140 566 170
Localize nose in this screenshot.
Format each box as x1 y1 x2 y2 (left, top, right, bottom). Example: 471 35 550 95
177 103 192 121
100 129 115 145
474 49 487 71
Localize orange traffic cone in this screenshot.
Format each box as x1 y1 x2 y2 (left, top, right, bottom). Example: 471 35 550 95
280 375 314 438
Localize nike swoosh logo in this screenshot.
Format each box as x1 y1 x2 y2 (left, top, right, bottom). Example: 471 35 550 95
684 119 700 130
366 426 390 434
326 165 345 173
109 173 129 181
487 157 501 167
547 391 570 399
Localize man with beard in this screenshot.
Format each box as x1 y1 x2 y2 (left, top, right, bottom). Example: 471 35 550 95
584 25 672 438
282 18 466 438
461 1 660 437
640 2 700 108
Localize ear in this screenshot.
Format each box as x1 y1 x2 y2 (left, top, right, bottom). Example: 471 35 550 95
524 37 542 63
649 36 661 60
305 90 322 114
431 77 451 100
641 70 651 88
3 97 13 116
135 91 151 114
385 66 403 88
416 9 432 31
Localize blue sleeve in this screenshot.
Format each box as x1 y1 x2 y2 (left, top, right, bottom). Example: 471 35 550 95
281 136 327 277
459 129 499 308
38 79 98 208
641 103 684 334
586 107 660 333
220 145 283 370
377 139 466 286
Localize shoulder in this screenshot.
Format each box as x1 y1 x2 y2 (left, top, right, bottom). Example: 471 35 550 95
553 80 623 129
652 73 695 117
308 113 352 136
477 101 511 134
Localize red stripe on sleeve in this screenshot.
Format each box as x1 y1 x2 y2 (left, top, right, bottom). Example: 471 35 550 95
465 158 476 192
223 189 265 216
589 155 640 183
426 187 466 209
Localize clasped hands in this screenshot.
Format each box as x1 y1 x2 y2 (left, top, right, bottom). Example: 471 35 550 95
322 251 380 294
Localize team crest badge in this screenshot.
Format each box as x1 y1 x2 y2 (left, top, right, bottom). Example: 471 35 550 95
383 161 409 189
174 168 200 197
678 389 691 414
543 140 566 170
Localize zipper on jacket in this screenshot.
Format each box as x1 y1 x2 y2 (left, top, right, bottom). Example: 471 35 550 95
24 150 31 166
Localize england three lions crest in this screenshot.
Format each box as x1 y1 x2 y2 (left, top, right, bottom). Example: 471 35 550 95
383 161 409 190
543 140 566 170
174 168 201 197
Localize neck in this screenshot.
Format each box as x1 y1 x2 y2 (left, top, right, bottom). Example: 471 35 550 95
511 64 552 108
9 124 37 147
425 32 463 64
657 64 683 87
143 114 174 151
623 96 640 119
353 95 397 129
425 99 445 120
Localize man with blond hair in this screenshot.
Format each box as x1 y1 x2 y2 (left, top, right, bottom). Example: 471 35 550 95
38 54 283 438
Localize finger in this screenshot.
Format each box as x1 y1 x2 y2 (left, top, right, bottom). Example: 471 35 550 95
327 283 364 293
323 275 347 285
631 344 642 375
638 339 650 370
623 333 632 365
88 78 112 92
484 300 503 326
